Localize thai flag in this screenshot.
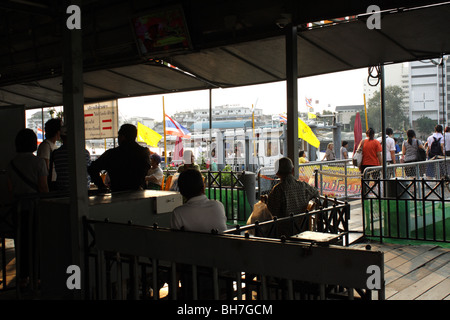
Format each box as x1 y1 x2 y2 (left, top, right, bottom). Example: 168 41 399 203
165 114 191 138
306 97 313 110
279 114 287 124
173 136 184 161
37 127 43 145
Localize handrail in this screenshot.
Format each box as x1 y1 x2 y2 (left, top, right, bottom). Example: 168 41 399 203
362 158 450 179
224 196 350 245
84 218 385 300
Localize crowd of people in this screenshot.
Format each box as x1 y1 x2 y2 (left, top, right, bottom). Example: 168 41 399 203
13 118 449 294
309 124 450 172
352 124 450 175
5 122 209 288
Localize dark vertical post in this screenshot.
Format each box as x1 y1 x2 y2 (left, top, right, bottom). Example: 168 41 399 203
286 24 299 178
309 124 318 161
209 88 213 171
441 57 448 177
63 0 87 299
380 65 387 186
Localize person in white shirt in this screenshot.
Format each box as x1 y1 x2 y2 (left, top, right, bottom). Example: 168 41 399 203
377 128 396 164
145 153 163 190
444 126 450 156
7 128 49 289
171 169 227 233
426 125 444 159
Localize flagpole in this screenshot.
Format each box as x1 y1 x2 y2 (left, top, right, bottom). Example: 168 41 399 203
252 104 256 161
163 96 167 167
363 94 369 131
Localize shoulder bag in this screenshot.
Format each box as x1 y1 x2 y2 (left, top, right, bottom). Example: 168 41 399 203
416 140 426 161
352 140 365 168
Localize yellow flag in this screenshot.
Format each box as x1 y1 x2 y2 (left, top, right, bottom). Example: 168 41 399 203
298 118 320 148
137 122 162 147
308 112 316 119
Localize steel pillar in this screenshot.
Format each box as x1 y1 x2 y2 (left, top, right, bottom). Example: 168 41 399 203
286 24 299 178
63 0 87 299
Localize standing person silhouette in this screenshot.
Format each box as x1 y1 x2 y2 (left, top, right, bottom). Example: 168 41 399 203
88 124 151 192
37 118 62 189
7 128 49 291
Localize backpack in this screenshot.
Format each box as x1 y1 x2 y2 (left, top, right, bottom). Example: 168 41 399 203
429 137 443 157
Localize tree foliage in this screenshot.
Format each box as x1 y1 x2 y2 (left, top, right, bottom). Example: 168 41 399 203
366 85 409 133
415 116 436 135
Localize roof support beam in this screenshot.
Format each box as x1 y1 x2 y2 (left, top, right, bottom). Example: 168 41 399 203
373 27 419 60
157 60 222 88
297 33 355 68
84 81 124 97
220 47 284 81
0 1 55 17
106 69 168 91
0 88 55 105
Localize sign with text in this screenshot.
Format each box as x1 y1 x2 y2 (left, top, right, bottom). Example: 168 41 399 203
84 100 118 139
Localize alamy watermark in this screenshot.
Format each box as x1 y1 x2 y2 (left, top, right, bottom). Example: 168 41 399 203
66 265 81 290
366 5 381 30
64 4 381 31
66 5 81 30
366 265 382 290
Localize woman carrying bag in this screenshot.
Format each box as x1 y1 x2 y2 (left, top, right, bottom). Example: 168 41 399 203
402 129 426 177
358 128 382 174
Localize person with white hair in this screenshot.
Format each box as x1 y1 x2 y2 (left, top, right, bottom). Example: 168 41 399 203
266 157 319 219
145 153 164 190
177 149 200 173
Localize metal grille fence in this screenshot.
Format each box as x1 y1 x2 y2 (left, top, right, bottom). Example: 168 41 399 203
362 159 450 244
224 196 351 246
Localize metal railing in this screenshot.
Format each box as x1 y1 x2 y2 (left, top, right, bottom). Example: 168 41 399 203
362 162 450 244
224 196 351 246
257 159 361 200
363 158 450 181
83 217 385 300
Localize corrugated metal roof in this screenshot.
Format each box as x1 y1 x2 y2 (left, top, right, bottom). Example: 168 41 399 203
1 1 449 109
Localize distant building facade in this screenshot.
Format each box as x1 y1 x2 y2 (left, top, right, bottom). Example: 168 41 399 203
336 105 364 131
408 58 448 126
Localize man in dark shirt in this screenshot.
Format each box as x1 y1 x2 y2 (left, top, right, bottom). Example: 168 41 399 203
267 157 319 218
88 124 151 192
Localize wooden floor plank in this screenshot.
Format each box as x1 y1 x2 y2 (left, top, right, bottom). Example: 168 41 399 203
384 246 442 283
385 252 450 299
416 277 450 300
389 263 450 300
385 248 446 285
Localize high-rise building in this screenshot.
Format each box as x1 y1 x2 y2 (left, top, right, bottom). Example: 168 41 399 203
408 57 448 127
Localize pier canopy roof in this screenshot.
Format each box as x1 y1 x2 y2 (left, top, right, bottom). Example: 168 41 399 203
1 0 450 109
